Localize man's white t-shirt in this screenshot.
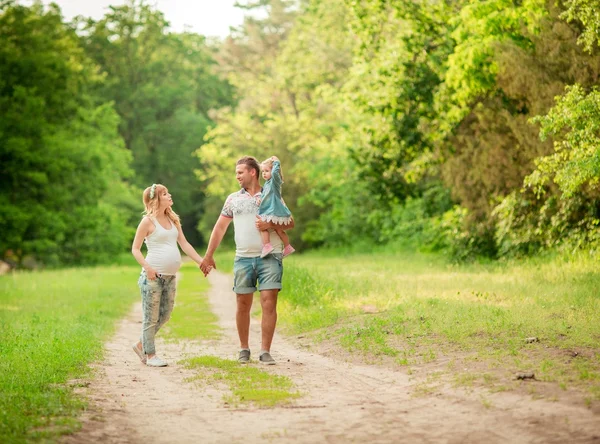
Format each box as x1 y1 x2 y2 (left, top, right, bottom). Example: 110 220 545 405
221 188 284 258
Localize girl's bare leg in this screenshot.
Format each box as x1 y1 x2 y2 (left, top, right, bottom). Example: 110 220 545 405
261 228 271 246
275 228 289 246
261 228 275 258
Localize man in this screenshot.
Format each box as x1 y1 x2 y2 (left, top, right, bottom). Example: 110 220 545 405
200 156 294 365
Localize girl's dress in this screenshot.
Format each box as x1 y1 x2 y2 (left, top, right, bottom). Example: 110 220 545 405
258 160 292 224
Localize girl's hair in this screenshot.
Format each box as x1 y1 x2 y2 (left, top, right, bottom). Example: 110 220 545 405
261 157 284 182
142 184 181 227
261 158 274 168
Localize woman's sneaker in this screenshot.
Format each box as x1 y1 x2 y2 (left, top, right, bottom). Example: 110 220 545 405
132 343 146 364
146 356 168 367
261 243 274 258
282 245 295 258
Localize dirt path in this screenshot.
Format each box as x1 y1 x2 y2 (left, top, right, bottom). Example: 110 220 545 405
64 270 599 444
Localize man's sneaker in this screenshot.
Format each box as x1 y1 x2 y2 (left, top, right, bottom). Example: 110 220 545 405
261 243 274 258
238 349 251 364
282 244 295 258
259 352 276 365
146 356 168 367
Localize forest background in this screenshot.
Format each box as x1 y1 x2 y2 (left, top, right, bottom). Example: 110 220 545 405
2 0 600 267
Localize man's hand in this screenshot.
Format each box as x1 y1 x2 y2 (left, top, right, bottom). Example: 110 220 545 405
256 216 293 231
255 216 270 231
200 256 216 276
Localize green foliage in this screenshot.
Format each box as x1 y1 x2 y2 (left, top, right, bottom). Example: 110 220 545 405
344 0 455 201
494 190 600 257
197 0 600 259
7 0 600 264
561 0 600 52
0 2 136 266
300 154 375 246
81 1 234 245
439 0 546 130
440 3 600 256
528 85 600 197
196 0 299 241
197 0 353 249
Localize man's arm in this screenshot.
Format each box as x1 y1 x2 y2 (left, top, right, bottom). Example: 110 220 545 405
255 217 294 232
200 215 232 273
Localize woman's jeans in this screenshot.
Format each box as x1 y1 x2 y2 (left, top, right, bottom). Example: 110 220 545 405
138 270 177 355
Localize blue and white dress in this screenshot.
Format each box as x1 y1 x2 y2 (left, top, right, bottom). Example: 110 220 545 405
258 160 292 225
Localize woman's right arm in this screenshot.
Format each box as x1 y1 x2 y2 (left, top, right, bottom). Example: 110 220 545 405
131 218 158 279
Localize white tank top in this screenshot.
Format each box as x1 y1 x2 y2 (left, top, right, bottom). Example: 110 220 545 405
144 217 181 275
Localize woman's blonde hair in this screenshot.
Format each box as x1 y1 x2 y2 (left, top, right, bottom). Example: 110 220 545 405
142 184 181 227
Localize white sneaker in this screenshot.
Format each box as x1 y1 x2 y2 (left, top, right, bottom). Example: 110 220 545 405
146 356 168 367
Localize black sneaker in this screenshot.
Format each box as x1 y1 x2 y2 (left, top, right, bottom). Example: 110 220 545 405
238 349 250 364
259 352 276 365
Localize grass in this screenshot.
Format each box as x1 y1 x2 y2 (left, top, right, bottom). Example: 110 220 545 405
181 356 300 407
0 265 139 443
173 257 301 408
0 251 303 441
277 249 600 400
212 250 235 274
164 262 220 341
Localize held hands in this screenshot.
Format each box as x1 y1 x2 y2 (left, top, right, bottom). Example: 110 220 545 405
199 256 216 276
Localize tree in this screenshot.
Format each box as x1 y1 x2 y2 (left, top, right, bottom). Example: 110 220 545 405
561 0 600 53
343 0 458 203
197 0 304 244
527 85 600 198
0 1 135 265
80 1 234 244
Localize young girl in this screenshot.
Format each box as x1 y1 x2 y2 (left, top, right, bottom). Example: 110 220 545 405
259 156 295 258
131 183 205 367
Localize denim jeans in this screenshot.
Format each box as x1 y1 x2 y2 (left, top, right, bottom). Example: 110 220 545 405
138 270 177 355
233 253 283 294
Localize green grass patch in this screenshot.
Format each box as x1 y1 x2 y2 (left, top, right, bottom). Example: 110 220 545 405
0 265 139 443
181 356 300 407
278 249 600 399
164 262 220 341
212 250 235 274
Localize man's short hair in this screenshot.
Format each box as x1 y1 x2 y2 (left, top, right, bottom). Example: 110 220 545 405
236 156 260 178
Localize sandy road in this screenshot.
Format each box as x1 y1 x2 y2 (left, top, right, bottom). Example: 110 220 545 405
64 270 600 443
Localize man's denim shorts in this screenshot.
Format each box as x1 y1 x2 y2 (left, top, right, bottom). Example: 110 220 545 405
233 253 283 294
